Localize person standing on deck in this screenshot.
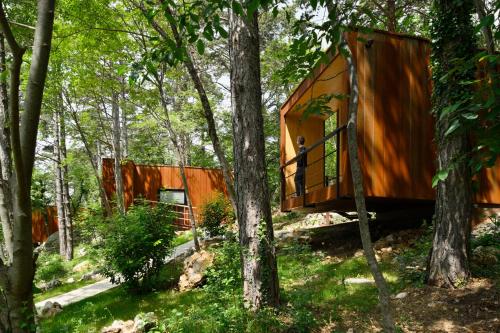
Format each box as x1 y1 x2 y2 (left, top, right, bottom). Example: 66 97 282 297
294 136 307 196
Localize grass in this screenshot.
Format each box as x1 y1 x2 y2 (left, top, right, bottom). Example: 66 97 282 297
35 279 97 303
171 230 193 247
35 232 193 304
39 242 405 333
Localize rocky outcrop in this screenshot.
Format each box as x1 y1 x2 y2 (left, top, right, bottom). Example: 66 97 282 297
100 312 157 333
39 301 63 318
178 250 214 291
472 246 499 266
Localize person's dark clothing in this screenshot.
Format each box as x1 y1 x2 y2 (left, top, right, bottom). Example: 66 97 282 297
294 146 307 196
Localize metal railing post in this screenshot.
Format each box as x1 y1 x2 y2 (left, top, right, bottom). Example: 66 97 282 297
336 128 340 199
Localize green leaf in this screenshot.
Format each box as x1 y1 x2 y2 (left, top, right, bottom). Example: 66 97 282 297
232 1 243 16
444 119 460 136
432 169 449 187
196 39 205 55
461 113 478 120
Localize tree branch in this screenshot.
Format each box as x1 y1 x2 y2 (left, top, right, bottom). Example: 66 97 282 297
0 1 22 54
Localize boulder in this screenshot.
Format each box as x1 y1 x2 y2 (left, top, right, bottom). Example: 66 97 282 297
40 279 62 291
41 232 60 253
178 250 214 291
66 277 75 284
72 260 92 273
133 312 157 333
101 320 134 333
472 246 499 266
393 292 409 299
39 301 63 318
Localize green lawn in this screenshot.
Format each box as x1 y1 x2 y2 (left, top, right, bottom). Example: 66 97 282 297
39 244 405 333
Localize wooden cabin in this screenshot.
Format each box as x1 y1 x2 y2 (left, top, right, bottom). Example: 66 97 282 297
32 206 58 243
280 29 500 216
102 159 228 229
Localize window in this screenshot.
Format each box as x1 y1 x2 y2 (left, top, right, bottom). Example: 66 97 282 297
158 189 186 205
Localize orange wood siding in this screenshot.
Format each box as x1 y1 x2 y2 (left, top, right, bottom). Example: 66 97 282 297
103 159 228 227
32 206 58 243
280 29 500 211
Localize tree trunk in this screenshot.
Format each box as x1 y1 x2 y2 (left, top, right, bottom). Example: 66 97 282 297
229 5 279 310
67 101 112 216
111 92 125 214
426 0 476 289
144 1 238 212
0 0 56 331
473 0 495 55
155 77 201 251
0 33 13 263
341 36 395 332
54 107 67 257
178 161 200 251
59 102 73 260
120 78 128 158
386 0 396 32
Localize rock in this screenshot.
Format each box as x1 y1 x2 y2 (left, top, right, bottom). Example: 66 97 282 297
40 279 62 291
472 246 499 266
40 232 60 253
394 292 408 299
79 270 102 282
39 301 63 318
101 320 134 333
381 247 393 253
385 234 395 243
347 328 354 333
78 247 87 257
133 312 157 333
344 277 375 285
353 249 364 257
374 238 388 250
66 277 75 284
72 260 92 273
178 250 214 291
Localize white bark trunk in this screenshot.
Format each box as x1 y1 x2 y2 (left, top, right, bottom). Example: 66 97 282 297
112 92 125 214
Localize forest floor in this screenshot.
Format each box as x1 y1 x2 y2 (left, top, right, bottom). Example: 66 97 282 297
38 216 500 333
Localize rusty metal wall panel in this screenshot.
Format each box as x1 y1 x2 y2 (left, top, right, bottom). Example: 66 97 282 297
32 206 58 243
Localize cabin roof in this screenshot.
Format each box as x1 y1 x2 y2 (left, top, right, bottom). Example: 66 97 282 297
280 28 430 118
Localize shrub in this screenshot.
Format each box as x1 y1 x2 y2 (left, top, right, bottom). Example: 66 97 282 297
200 193 235 237
36 253 67 282
99 202 176 292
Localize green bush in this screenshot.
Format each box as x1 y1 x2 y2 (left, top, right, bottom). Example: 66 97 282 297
99 203 176 292
204 235 242 296
36 253 67 282
200 193 235 237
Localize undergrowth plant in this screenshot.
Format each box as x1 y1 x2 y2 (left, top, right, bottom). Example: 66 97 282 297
199 193 235 237
99 202 176 292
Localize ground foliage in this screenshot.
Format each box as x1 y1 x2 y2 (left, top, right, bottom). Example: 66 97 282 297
99 203 176 292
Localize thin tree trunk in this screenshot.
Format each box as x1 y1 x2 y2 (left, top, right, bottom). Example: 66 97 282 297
59 102 73 260
112 92 125 214
386 0 396 32
138 0 238 212
178 161 200 251
341 36 395 332
0 0 55 331
66 99 112 216
120 77 128 158
0 32 13 263
473 0 495 55
155 77 201 251
54 107 67 257
229 5 279 310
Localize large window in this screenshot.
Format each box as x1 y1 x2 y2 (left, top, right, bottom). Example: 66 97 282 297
158 188 186 205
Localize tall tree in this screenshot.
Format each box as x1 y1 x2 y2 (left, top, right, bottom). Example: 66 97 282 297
111 91 126 214
229 3 279 309
426 0 476 288
53 97 73 260
0 0 56 331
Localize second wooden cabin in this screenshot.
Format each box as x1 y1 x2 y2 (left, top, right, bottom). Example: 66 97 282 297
280 29 500 217
102 159 228 229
